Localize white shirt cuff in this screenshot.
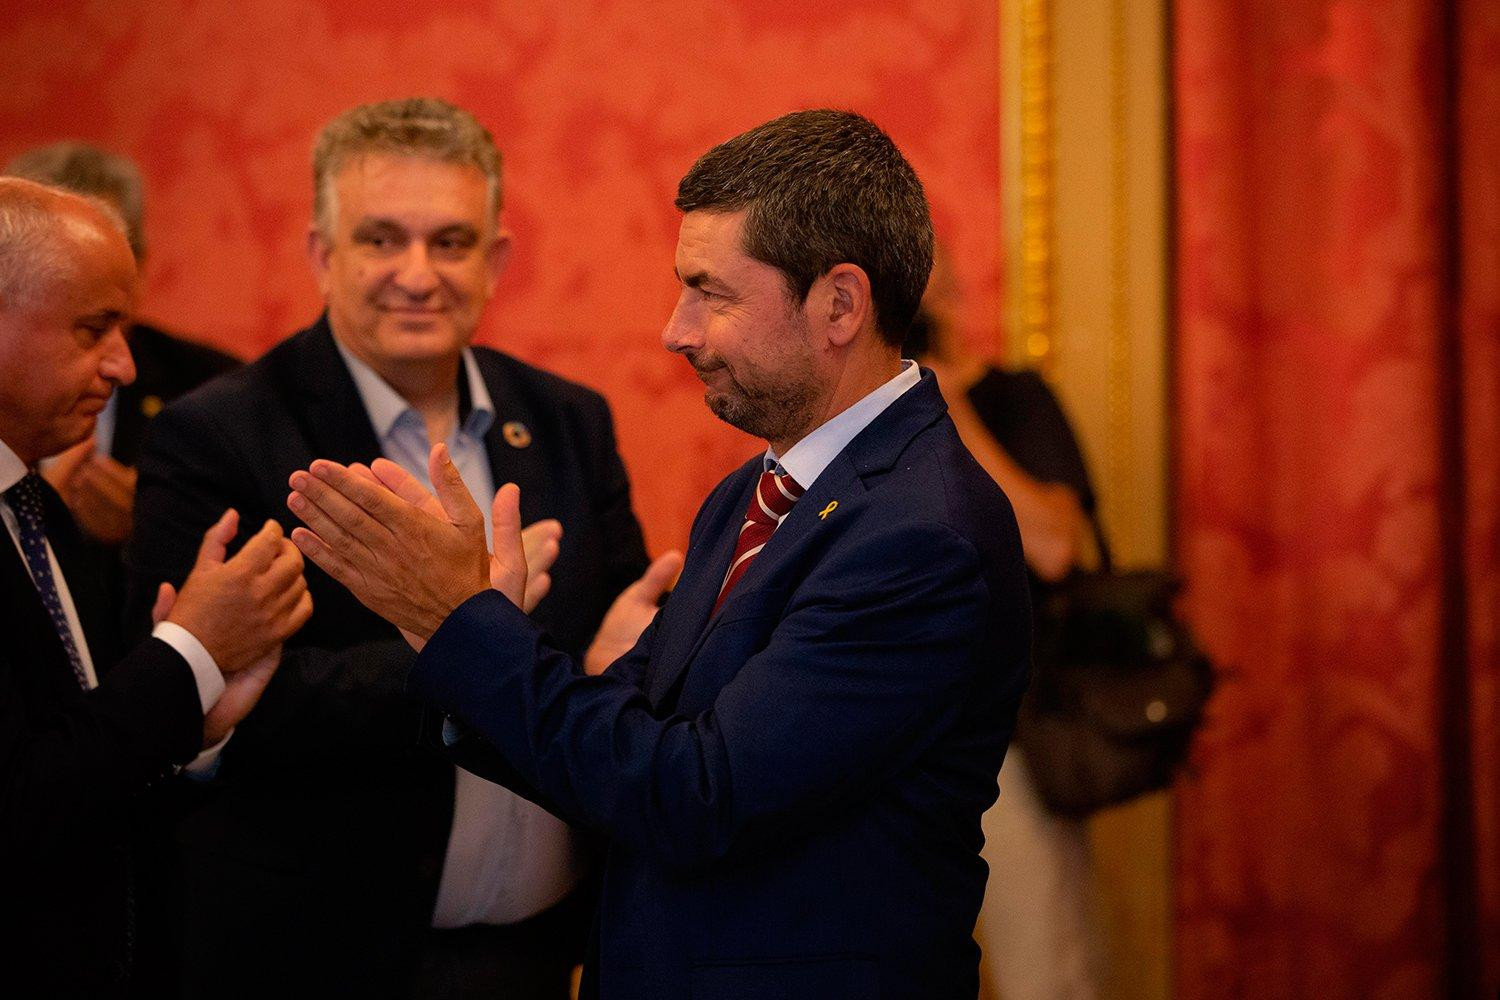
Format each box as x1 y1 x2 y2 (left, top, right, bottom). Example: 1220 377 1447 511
152 620 225 712
183 730 232 779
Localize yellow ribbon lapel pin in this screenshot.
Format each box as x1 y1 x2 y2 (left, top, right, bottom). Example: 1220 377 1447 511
818 500 839 520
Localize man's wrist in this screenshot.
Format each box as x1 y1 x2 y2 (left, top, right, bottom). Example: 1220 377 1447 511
152 620 225 712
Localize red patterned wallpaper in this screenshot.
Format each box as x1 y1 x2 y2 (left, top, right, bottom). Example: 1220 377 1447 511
0 0 1001 553
1173 0 1499 995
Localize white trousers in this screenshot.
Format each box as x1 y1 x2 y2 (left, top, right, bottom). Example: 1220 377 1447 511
976 750 1102 1000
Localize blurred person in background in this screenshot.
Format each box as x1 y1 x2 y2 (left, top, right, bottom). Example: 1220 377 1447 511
5 142 238 606
0 177 310 998
907 252 1102 1000
127 98 673 999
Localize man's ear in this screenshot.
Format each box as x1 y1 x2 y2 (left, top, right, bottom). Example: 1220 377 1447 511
307 226 333 297
818 263 873 348
486 224 513 294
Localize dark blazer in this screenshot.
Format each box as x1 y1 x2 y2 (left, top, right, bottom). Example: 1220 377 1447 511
114 322 239 468
411 371 1033 1000
128 317 648 997
0 473 203 997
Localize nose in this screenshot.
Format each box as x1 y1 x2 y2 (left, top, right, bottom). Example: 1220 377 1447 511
393 242 440 297
100 324 136 388
661 293 701 355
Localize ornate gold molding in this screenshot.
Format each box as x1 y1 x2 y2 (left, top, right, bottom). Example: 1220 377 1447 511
1008 0 1056 372
1106 0 1136 558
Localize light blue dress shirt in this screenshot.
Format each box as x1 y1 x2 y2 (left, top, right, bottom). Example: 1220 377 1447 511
769 359 921 485
334 340 585 928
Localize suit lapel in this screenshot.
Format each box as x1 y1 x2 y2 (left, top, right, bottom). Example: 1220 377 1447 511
645 464 759 708
279 318 386 472
1 494 98 693
37 481 120 674
0 530 68 682
646 372 951 708
472 352 557 530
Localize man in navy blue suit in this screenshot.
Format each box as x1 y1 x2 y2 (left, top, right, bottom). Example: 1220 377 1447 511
287 110 1032 999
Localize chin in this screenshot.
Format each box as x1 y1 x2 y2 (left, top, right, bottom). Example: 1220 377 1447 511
376 323 466 360
41 423 94 460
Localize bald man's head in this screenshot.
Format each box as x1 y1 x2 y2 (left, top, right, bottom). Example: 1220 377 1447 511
0 177 137 464
0 177 132 312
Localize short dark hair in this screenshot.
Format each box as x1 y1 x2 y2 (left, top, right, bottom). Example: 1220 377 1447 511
675 110 933 347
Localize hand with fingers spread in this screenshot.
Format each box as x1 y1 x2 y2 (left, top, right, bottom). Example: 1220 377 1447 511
165 509 314 677
584 551 684 675
343 457 564 616
287 443 512 643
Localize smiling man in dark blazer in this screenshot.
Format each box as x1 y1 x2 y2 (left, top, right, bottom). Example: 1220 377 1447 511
288 110 1033 1000
128 99 664 999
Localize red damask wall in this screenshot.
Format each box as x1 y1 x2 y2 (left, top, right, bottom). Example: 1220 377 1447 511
0 0 1001 554
1174 0 1499 995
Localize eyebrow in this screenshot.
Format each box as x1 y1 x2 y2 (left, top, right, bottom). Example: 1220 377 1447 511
351 219 481 239
79 308 128 326
677 268 712 289
430 223 481 240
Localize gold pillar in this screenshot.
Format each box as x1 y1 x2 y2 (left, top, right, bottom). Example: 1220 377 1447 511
1000 0 1175 997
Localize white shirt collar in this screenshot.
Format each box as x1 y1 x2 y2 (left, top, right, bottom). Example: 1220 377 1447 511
0 437 28 494
333 339 495 442
768 359 921 489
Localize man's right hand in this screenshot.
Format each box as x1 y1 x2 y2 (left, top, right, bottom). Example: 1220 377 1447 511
167 509 314 675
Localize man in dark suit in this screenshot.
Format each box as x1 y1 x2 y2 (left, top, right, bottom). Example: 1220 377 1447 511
5 142 238 601
0 178 312 997
128 98 666 999
288 110 1033 999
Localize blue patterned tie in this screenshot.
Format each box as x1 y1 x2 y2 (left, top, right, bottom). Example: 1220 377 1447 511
6 472 90 689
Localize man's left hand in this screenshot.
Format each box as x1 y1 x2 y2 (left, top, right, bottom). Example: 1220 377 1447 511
287 443 521 641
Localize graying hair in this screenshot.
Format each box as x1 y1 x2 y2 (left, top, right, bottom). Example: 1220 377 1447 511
0 177 128 310
5 142 146 261
312 97 502 235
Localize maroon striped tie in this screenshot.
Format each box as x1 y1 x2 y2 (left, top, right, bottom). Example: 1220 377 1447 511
714 469 804 614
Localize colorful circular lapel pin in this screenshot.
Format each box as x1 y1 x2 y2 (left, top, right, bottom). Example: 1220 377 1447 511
502 421 533 448
141 395 164 418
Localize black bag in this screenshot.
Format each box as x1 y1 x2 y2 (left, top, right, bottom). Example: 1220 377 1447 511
1014 515 1215 818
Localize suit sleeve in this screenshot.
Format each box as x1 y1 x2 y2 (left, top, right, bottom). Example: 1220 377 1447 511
0 637 202 853
416 600 665 821
409 518 993 872
129 398 419 770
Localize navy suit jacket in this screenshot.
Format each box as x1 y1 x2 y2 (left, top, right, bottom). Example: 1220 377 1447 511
411 371 1032 1000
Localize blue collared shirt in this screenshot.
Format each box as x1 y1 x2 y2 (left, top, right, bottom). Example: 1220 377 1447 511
334 341 498 548
332 338 586 928
769 359 922 486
